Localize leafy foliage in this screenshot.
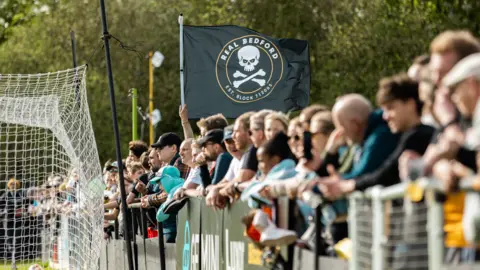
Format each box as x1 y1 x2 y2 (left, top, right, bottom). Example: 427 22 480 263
0 0 479 163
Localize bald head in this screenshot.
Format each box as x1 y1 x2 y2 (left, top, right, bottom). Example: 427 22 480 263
332 94 373 143
333 94 372 122
179 139 193 166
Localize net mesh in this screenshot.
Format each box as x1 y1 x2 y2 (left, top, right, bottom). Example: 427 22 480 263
0 65 104 270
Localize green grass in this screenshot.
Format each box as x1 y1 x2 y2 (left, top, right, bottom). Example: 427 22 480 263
0 260 51 270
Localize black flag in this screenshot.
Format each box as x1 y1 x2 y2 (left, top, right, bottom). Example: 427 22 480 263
183 25 310 118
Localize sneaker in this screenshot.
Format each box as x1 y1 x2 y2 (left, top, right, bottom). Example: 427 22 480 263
253 210 297 247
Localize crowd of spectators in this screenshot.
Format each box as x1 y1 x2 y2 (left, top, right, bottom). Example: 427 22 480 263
101 30 480 266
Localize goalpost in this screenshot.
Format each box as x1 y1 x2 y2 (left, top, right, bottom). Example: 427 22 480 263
0 66 104 269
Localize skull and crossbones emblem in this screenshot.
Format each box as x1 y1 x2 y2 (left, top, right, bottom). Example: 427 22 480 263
233 45 266 88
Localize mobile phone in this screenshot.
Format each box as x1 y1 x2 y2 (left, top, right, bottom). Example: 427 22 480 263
303 131 313 160
139 173 149 185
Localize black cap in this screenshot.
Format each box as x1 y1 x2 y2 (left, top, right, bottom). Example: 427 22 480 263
151 132 182 149
197 129 224 147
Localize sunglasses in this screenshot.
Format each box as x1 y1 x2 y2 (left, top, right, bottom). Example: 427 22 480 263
290 135 301 141
224 138 234 144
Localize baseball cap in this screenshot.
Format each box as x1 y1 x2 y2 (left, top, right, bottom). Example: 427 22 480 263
106 161 119 172
148 166 184 192
443 53 480 88
197 129 224 147
223 125 234 142
151 132 182 149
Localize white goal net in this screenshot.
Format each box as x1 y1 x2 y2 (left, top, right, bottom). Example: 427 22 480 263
0 65 104 270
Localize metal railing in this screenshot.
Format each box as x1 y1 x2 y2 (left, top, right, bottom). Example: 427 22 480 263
349 177 479 270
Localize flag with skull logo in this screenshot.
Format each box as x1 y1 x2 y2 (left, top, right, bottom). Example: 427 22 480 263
183 25 310 118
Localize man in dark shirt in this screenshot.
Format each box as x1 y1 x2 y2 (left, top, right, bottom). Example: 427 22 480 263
317 74 435 199
151 132 189 179
197 129 232 186
141 132 187 208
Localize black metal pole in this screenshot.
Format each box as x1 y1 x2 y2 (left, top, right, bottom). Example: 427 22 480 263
314 206 322 270
70 30 81 107
286 199 296 270
157 221 166 270
70 31 78 68
98 1 134 269
132 210 138 270
114 219 119 240
140 209 148 268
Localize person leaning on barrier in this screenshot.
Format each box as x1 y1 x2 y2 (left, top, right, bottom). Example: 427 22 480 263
141 133 186 207
259 110 337 200
408 54 439 128
221 125 245 182
214 110 272 194
264 111 289 141
139 149 151 172
287 117 303 160
126 162 146 204
198 125 244 203
403 31 480 176
249 110 274 149
437 52 480 247
398 30 480 264
316 74 435 198
152 132 190 179
173 139 204 199
298 104 329 132
196 129 233 187
301 94 400 197
206 112 256 207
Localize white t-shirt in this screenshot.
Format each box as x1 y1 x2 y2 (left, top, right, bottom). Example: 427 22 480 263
224 153 246 181
184 167 202 186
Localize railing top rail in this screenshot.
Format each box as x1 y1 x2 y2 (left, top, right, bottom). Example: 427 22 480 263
350 176 479 202
128 202 143 209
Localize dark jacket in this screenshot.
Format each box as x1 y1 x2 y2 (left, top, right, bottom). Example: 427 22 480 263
318 109 401 179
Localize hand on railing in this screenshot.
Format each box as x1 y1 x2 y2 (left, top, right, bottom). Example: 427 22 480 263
140 195 150 208
206 186 227 209
432 159 472 192
135 181 147 195
173 187 186 200
398 150 422 181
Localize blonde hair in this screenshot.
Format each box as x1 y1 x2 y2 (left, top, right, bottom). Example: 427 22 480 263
236 111 255 131
127 161 144 174
7 178 21 190
430 30 480 60
250 109 274 130
265 112 289 131
300 104 329 124
196 114 228 131
311 111 334 135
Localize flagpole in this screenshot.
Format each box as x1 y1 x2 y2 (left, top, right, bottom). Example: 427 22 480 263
178 13 185 106
149 51 154 145
98 0 134 269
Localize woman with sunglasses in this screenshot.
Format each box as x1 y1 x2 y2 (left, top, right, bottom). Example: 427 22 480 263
287 117 303 160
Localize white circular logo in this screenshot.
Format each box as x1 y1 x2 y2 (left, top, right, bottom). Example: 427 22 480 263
216 35 283 103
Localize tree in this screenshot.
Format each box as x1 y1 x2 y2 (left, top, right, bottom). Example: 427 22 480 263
1 0 479 163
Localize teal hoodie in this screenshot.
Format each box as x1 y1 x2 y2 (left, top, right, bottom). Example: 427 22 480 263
149 166 185 232
342 109 401 180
